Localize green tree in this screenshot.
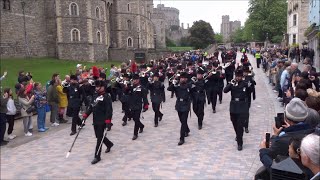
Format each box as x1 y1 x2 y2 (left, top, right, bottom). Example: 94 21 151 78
243 0 287 43
230 28 246 43
189 20 215 49
215 33 224 44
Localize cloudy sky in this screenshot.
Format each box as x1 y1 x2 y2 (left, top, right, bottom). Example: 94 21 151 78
153 0 250 34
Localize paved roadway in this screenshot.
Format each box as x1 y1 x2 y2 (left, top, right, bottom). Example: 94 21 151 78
1 53 284 179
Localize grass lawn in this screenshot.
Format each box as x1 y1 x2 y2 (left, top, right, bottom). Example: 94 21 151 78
167 46 194 52
0 57 122 92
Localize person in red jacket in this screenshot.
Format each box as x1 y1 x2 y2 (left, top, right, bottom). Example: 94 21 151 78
82 80 113 164
130 60 137 74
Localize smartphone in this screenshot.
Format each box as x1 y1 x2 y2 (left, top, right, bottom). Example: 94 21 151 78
265 133 271 148
275 113 285 129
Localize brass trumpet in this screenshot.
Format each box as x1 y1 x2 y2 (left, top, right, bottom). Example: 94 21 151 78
191 76 197 83
230 79 238 86
169 72 181 82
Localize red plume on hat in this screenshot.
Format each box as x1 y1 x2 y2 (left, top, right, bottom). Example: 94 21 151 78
92 66 100 79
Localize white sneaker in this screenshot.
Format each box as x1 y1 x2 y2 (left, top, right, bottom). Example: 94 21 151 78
8 134 17 140
51 122 60 127
25 132 32 136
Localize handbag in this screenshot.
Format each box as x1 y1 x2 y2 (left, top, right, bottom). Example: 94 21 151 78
26 106 36 114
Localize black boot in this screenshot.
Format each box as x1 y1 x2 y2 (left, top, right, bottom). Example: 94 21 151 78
105 143 113 153
132 135 138 140
245 128 249 133
139 125 144 133
159 113 163 121
178 139 185 146
70 131 76 136
238 145 243 151
122 121 127 126
91 157 101 164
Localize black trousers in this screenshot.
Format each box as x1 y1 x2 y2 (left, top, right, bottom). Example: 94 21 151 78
67 106 81 132
93 124 113 159
244 113 250 129
192 101 204 126
230 113 247 146
6 115 14 135
132 110 144 136
152 103 162 125
178 111 190 141
210 90 219 110
0 113 7 142
122 103 131 122
218 90 223 102
256 58 261 68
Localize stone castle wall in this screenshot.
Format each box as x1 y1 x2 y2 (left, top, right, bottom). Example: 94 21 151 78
0 0 51 58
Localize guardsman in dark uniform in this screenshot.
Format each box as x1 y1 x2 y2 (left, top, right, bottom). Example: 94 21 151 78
63 75 83 136
217 66 225 104
167 72 192 146
119 73 132 126
205 62 221 113
128 74 149 140
224 59 236 84
191 67 206 129
166 64 175 98
82 80 113 164
186 62 196 83
223 69 249 151
139 64 149 88
243 66 256 133
147 72 165 127
158 66 166 83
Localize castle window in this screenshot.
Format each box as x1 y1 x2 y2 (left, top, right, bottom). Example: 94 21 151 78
97 31 101 43
71 28 80 42
3 0 10 10
69 2 79 16
127 37 133 47
127 3 130 12
96 7 100 19
293 14 297 26
127 20 132 30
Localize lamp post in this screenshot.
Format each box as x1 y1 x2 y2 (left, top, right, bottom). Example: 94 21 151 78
21 1 30 58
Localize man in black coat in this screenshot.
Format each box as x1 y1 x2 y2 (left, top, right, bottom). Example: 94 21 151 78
128 74 149 140
63 75 83 136
147 72 165 127
119 74 132 126
167 72 192 146
82 80 113 164
243 66 256 133
223 69 250 151
191 67 206 129
206 63 223 113
259 98 313 168
224 59 236 84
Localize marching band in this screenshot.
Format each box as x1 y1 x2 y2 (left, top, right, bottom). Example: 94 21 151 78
65 49 256 163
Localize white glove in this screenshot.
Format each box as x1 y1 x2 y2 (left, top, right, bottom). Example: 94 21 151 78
173 79 178 85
